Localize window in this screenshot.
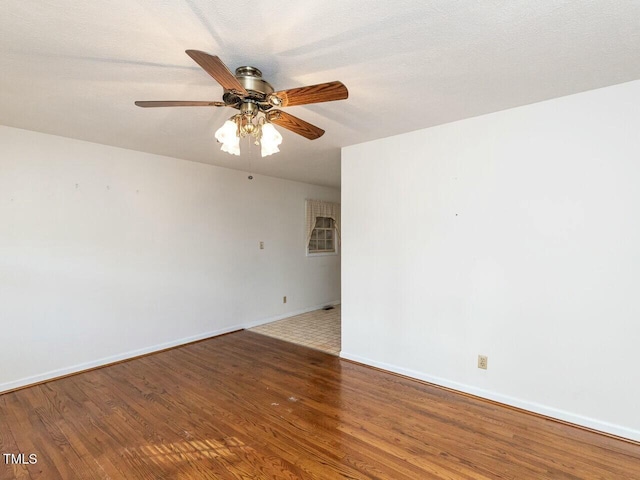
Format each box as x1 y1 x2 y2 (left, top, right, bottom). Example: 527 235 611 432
308 217 336 254
305 199 340 256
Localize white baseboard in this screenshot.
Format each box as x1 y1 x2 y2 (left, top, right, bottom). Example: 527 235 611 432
340 351 640 443
0 302 342 394
0 324 244 394
243 300 341 329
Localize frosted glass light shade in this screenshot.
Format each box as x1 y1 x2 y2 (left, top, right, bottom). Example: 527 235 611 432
221 137 240 155
215 120 240 155
260 123 282 157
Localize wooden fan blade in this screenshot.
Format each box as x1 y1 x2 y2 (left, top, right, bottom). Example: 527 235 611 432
185 50 247 94
135 101 227 107
268 110 325 140
273 81 348 107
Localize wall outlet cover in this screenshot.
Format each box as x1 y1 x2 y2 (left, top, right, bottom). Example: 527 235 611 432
478 355 488 370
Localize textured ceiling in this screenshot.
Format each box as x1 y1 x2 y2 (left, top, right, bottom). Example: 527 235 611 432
2 1 639 187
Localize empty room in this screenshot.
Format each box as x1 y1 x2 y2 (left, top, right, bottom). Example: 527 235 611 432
2 1 640 479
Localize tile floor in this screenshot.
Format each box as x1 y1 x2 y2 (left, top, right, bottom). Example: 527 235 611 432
250 305 341 355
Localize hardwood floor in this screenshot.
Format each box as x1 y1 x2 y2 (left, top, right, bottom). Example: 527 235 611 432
1 331 639 479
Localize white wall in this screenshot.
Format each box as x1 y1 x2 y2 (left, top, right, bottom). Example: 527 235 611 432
341 80 640 441
0 126 340 392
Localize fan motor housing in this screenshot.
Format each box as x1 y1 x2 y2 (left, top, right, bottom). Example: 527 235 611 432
234 66 274 97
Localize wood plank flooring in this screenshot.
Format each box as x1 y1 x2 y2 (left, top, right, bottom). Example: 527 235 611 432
1 330 639 479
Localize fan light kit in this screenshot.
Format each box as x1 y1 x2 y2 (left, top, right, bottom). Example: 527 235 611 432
214 100 283 157
135 51 349 157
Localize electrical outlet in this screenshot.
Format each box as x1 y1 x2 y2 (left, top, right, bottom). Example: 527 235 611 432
478 355 488 370
259 241 264 249
283 296 287 304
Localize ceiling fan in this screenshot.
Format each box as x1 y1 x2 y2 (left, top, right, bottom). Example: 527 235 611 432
135 50 349 157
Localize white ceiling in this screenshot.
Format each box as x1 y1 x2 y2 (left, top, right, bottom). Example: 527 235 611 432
2 1 639 187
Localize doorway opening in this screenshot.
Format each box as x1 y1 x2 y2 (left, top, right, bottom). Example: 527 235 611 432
250 305 341 355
